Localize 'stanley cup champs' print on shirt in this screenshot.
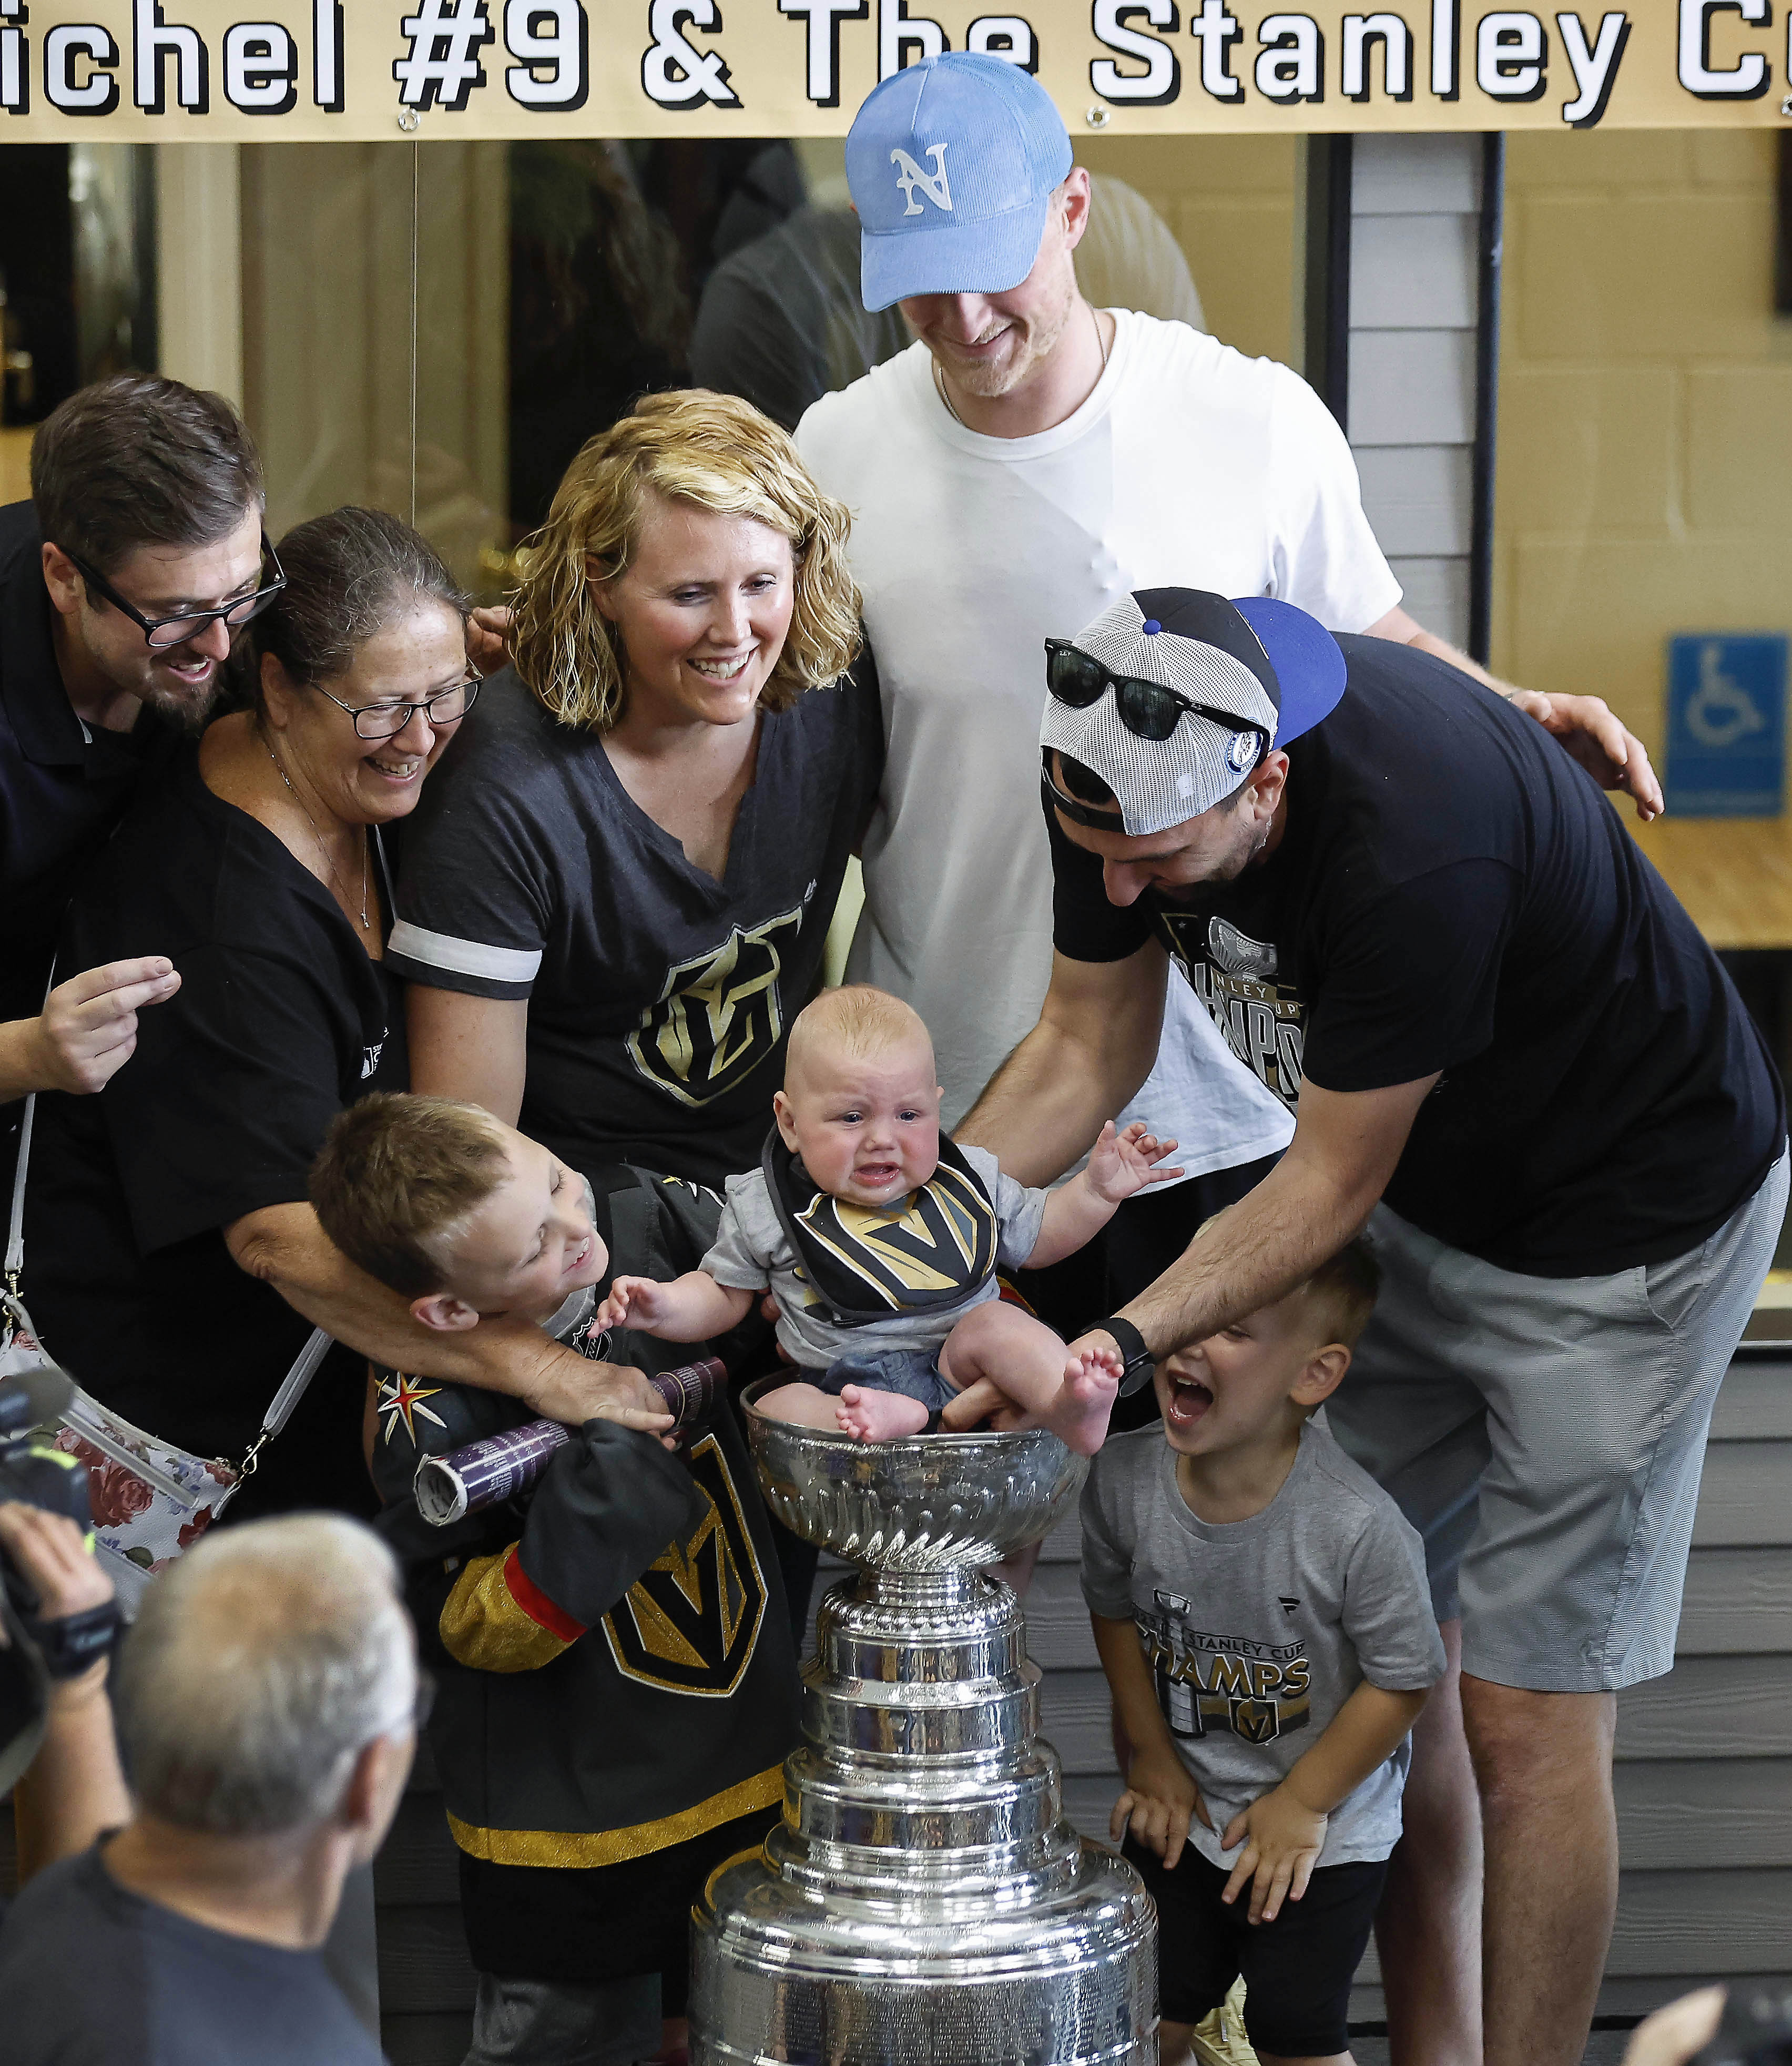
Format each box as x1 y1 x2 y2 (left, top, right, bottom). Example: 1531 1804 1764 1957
627 902 806 1110
1158 911 1305 1113
1142 1587 1314 1746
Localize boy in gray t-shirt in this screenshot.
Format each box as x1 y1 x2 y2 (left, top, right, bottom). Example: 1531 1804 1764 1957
598 985 1179 1451
1082 1239 1444 2066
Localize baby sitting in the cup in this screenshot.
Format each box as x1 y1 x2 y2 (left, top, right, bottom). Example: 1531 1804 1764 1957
595 986 1180 1453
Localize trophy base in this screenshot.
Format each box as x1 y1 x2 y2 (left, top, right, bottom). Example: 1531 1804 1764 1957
690 1834 1157 2066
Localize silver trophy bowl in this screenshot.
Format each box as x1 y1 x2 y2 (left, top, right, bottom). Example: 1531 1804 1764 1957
746 1397 1089 1570
688 1387 1157 2066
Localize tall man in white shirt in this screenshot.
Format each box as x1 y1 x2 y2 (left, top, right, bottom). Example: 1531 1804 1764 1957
794 52 1664 2065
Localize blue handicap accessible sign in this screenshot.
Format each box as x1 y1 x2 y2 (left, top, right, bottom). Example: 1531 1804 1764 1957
1664 634 1789 817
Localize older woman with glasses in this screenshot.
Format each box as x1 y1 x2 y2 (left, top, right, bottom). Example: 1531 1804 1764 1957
22 508 665 1525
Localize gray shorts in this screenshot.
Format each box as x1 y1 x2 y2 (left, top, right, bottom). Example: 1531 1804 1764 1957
1325 1150 1787 1694
816 1345 956 1414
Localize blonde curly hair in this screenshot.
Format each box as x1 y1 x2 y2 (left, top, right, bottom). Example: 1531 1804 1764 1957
509 390 861 732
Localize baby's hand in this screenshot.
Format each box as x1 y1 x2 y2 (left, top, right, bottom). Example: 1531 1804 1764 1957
1086 1121 1185 1205
1111 1742 1210 1870
594 1276 669 1334
1219 1783 1328 1923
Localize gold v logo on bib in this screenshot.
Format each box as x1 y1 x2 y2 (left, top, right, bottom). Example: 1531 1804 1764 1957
795 1161 997 1312
603 1435 768 1698
628 906 803 1109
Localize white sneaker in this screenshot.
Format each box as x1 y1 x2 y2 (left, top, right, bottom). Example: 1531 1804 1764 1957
1187 1977 1258 2066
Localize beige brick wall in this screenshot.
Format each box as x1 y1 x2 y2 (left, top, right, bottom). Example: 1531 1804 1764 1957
1076 134 1298 365
1492 130 1790 754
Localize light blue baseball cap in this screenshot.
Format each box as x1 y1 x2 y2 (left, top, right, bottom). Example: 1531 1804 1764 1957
846 53 1073 314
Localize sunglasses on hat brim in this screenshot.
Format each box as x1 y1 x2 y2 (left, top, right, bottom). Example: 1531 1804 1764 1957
1044 638 1271 756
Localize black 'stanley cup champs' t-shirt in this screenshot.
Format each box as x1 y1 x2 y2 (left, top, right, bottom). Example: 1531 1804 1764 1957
386 661 882 1189
1047 636 1784 1277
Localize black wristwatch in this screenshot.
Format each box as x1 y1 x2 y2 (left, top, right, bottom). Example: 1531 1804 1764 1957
1090 1315 1156 1396
21 1599 124 1681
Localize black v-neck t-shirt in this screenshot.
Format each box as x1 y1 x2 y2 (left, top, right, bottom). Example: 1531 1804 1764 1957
24 747 404 1516
1048 636 1784 1277
387 660 883 1187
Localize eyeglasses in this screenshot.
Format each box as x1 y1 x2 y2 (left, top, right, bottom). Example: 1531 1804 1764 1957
1045 638 1270 757
313 671 482 741
66 534 288 650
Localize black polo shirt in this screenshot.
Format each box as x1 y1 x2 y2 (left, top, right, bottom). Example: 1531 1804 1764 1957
1 499 176 1179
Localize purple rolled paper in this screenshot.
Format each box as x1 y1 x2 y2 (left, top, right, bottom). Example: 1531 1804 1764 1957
414 1358 727 1526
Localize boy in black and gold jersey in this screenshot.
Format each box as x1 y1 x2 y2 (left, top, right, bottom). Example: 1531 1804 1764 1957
310 1093 799 2066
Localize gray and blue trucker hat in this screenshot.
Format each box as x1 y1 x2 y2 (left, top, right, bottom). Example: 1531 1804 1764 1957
846 53 1073 313
1039 589 1348 837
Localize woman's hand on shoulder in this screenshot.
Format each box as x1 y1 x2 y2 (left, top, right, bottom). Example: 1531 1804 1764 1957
466 606 512 678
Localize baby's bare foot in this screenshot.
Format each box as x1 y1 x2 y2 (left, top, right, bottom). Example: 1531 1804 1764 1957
1047 1346 1122 1456
835 1385 932 1442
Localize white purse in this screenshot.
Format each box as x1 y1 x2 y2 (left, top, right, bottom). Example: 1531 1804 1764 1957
4 1080 331 1615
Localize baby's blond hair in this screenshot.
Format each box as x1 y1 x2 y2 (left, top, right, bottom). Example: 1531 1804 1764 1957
785 985 933 1086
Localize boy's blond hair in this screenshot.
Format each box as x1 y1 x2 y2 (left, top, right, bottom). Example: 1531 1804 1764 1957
1293 1238 1381 1349
785 985 933 1086
310 1093 510 1299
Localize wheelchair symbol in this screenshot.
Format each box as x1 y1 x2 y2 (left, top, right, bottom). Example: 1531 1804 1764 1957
1685 643 1768 750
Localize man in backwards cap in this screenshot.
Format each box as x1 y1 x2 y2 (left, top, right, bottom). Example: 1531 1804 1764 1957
795 52 1661 1393
959 592 1784 2066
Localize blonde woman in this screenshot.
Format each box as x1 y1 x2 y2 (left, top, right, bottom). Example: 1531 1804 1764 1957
390 390 880 1190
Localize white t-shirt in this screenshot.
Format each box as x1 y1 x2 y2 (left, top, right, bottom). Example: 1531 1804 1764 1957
796 312 1402 1170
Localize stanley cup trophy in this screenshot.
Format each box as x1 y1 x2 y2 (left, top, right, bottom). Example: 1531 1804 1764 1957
690 1391 1157 2065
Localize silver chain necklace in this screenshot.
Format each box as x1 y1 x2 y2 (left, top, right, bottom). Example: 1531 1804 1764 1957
262 732 371 931
933 299 1110 429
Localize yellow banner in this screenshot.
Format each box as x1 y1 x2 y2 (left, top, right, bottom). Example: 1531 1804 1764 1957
0 0 1785 137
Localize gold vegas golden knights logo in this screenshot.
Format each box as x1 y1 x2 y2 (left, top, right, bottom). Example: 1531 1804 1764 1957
602 1435 768 1698
627 907 805 1110
796 1161 997 1311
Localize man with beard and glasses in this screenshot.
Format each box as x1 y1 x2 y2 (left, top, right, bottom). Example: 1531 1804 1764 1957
0 374 274 1182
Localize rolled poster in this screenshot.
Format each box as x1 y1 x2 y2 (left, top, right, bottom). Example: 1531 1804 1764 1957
414 1358 727 1526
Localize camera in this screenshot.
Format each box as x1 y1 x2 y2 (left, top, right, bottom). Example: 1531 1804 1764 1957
0 1362 94 1533
0 1362 114 1794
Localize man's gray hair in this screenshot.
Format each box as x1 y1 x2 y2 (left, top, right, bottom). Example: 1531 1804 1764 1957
115 1514 414 1837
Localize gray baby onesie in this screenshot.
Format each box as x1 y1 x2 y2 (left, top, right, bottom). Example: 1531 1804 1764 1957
701 1145 1046 1370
